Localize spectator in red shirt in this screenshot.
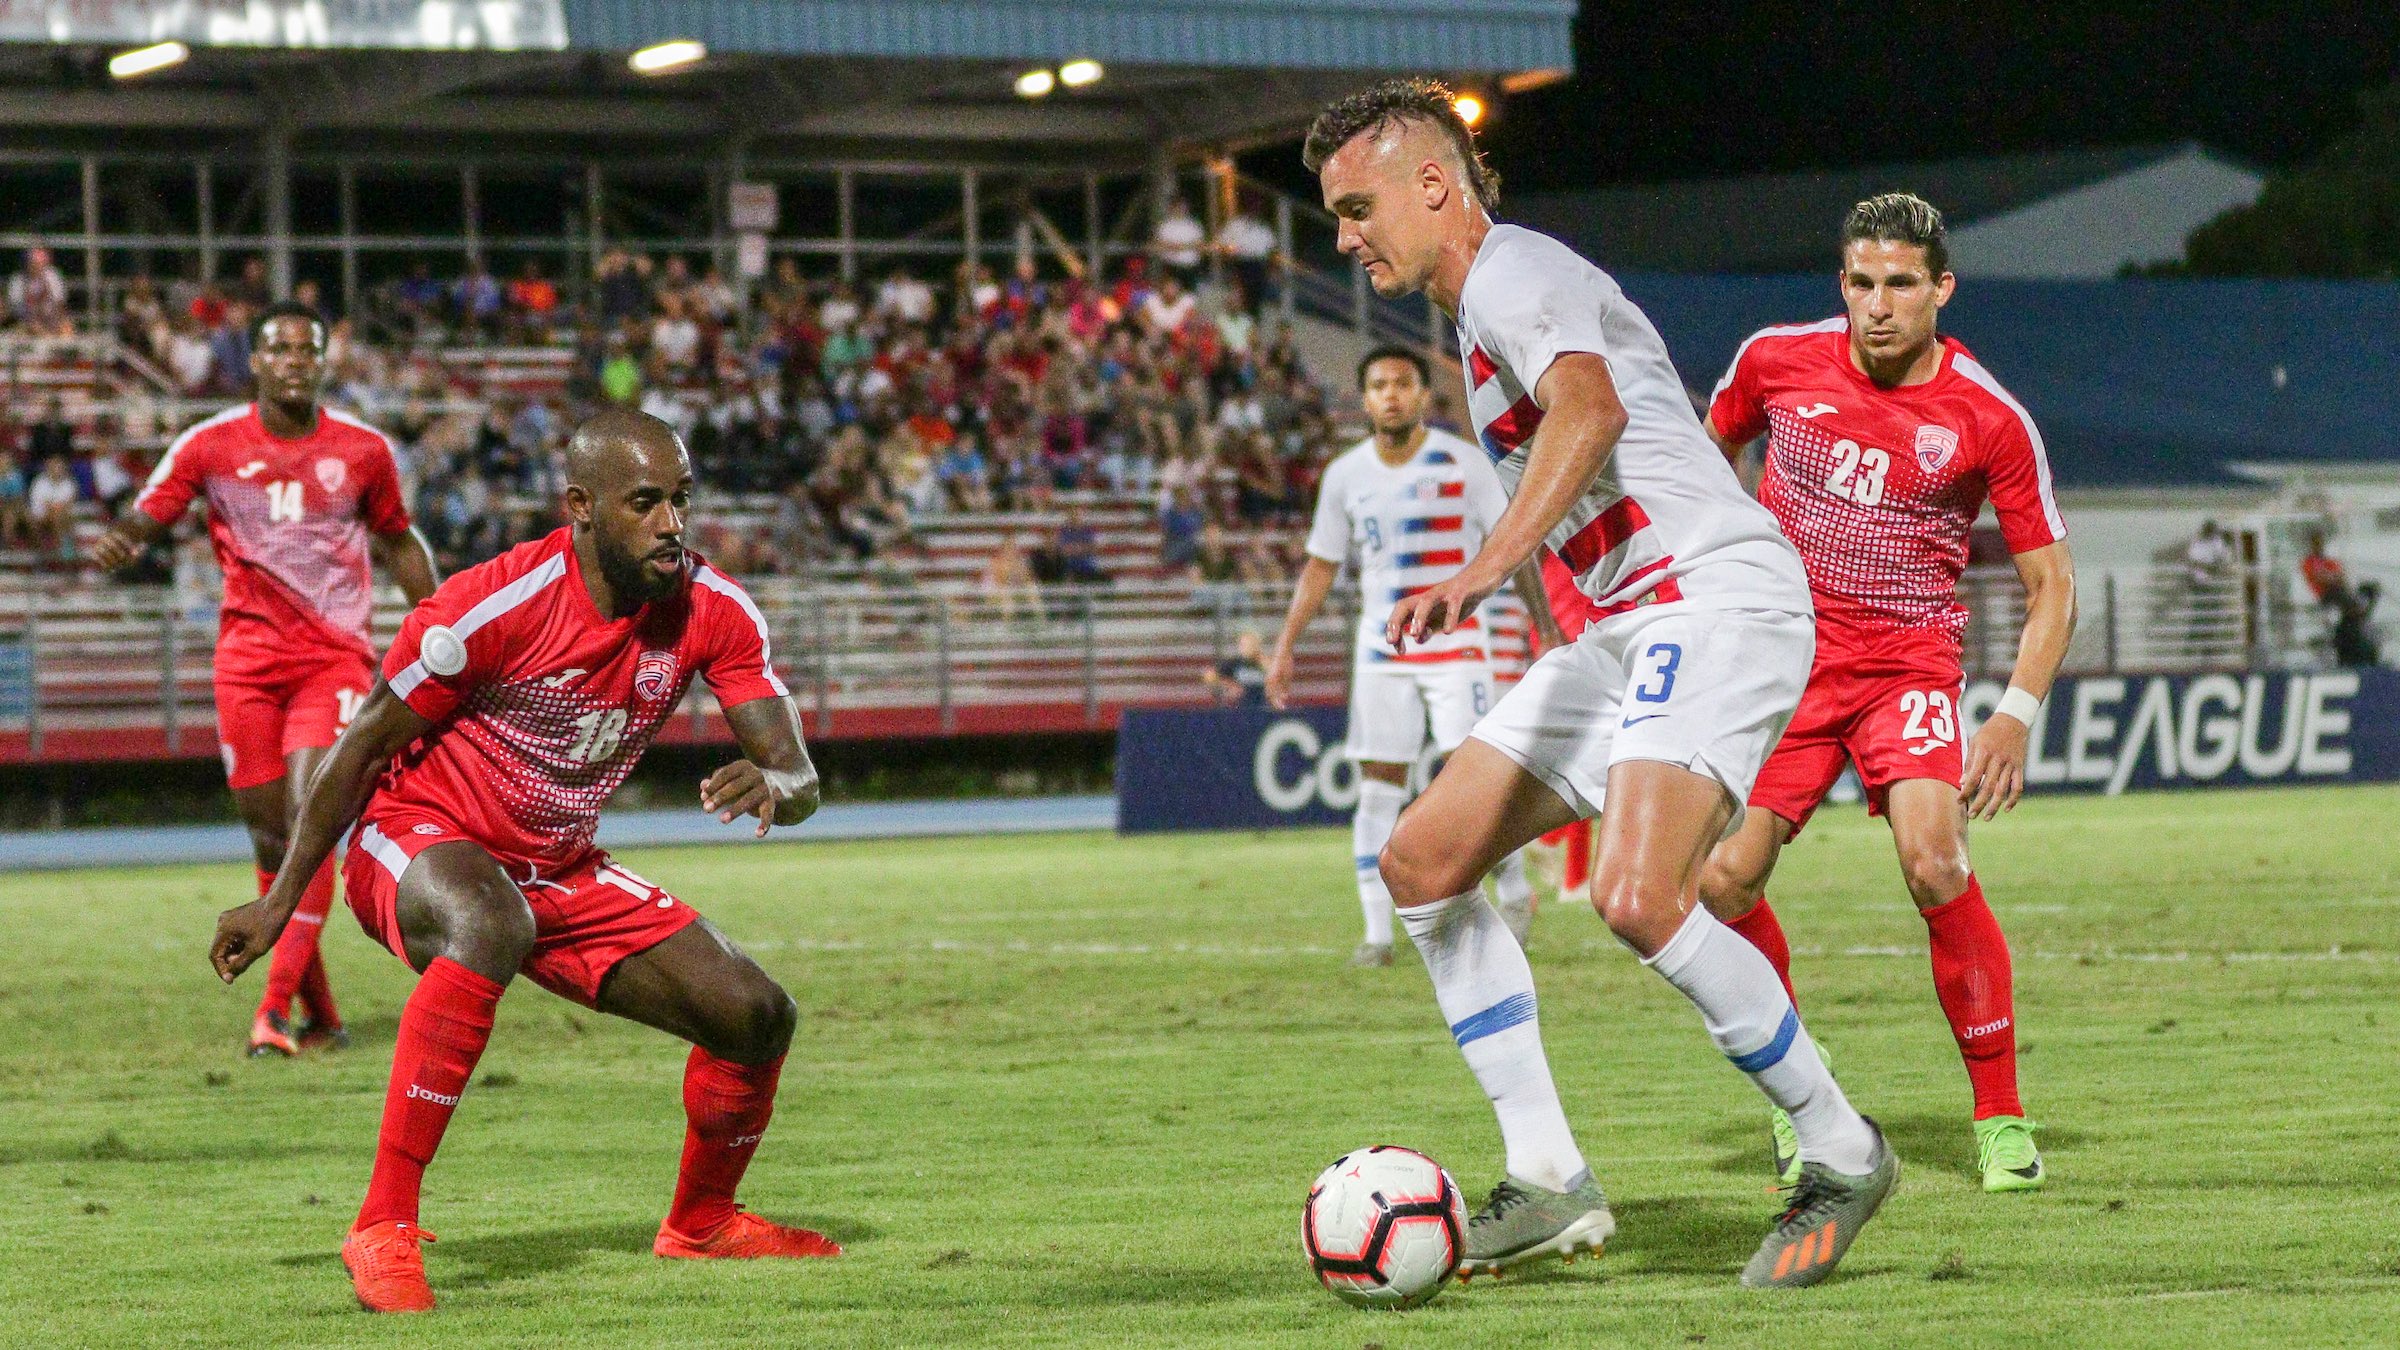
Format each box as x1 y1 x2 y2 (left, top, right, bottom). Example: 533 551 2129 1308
2301 531 2347 603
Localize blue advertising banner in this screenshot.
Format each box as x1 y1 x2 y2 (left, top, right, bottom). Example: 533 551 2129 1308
1116 670 2400 833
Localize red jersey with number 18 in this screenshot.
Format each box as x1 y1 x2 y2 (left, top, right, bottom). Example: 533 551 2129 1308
366 528 789 878
1708 318 2066 665
133 404 412 678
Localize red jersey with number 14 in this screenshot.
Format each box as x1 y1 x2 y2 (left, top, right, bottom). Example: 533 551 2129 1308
1709 319 2066 663
133 404 411 677
369 528 790 877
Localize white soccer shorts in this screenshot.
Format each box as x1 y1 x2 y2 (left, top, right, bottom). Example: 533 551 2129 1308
1345 660 1496 765
1468 605 1813 834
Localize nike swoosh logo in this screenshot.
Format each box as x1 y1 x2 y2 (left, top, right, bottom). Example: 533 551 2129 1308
1621 714 1669 727
1796 403 1837 419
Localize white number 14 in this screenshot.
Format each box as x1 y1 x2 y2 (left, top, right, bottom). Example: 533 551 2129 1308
266 480 306 522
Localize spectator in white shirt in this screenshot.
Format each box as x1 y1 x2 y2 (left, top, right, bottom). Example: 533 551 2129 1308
1141 274 1197 336
9 248 72 338
1151 197 1205 287
26 454 79 550
649 294 700 376
1215 200 1277 316
876 267 937 325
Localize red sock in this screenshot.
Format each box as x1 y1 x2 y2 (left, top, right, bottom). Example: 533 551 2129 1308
665 1049 785 1237
356 958 504 1230
259 860 338 1024
1562 822 1592 894
1724 897 1798 1008
1922 876 2022 1119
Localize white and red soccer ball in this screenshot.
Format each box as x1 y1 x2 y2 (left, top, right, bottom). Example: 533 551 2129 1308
1302 1145 1466 1309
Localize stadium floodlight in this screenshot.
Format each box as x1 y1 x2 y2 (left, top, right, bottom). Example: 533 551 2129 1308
1058 59 1104 88
629 39 706 75
1015 68 1057 98
107 41 188 80
1452 93 1486 127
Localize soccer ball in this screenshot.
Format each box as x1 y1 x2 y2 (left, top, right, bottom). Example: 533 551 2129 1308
1301 1145 1467 1309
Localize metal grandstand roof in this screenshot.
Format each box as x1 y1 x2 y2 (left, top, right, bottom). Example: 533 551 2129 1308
0 1 1574 165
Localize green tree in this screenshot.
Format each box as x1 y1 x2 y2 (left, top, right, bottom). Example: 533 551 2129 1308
2174 80 2400 277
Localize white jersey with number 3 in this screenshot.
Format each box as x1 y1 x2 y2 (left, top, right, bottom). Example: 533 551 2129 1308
1454 224 1810 623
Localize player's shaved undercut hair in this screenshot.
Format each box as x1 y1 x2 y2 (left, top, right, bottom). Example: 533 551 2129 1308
1844 192 1950 276
566 408 687 491
1304 76 1501 213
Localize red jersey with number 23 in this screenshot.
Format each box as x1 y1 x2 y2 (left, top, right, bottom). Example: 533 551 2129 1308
370 528 789 877
1709 318 2066 667
133 403 411 678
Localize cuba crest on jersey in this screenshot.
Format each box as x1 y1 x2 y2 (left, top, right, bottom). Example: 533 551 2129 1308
1914 424 1960 474
634 650 680 703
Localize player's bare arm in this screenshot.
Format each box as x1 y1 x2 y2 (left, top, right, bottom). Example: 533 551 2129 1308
1960 540 2077 820
1387 353 1627 648
370 526 441 606
1268 555 1340 708
211 681 431 981
89 508 169 572
704 695 822 838
1508 559 1566 649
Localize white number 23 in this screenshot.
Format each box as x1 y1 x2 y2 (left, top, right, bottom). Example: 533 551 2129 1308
1824 439 1889 507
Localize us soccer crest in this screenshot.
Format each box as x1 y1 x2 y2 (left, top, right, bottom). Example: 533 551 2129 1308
1914 424 1960 473
315 457 347 493
634 650 679 702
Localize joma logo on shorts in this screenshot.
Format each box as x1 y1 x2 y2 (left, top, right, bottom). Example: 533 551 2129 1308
406 1083 462 1107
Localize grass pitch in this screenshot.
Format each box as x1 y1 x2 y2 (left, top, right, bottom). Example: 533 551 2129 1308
4 784 2399 1347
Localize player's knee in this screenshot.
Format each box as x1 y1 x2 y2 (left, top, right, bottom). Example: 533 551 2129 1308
457 889 538 970
1378 819 1470 906
1696 850 1766 918
1898 845 1971 910
1591 875 1686 952
725 981 797 1064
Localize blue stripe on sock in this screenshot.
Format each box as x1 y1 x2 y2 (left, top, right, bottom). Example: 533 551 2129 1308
1354 854 1380 870
1728 1006 1801 1074
1449 992 1538 1047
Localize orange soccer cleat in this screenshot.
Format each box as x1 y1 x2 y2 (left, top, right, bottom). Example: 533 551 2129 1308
247 1010 300 1058
341 1220 439 1313
654 1207 842 1260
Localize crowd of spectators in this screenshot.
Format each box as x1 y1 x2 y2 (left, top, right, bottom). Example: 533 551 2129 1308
4 198 1357 599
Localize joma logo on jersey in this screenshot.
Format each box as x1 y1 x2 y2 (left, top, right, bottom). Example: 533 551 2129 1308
1915 424 1960 473
634 651 679 701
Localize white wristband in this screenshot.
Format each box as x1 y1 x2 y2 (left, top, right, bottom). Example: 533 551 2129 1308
1994 686 2042 727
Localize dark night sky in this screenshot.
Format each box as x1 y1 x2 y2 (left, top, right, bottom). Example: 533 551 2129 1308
1457 2 2400 189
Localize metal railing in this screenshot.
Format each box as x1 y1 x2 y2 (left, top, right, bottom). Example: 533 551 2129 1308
0 559 2368 764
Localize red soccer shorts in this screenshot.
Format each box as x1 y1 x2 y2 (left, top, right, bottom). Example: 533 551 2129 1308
213 646 374 790
341 811 700 1006
1748 654 1966 837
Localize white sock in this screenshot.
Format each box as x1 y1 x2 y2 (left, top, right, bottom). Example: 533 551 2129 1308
1398 890 1590 1192
1643 906 1880 1175
1353 779 1408 947
1489 849 1532 909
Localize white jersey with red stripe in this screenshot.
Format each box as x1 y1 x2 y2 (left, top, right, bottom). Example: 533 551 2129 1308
1304 429 1511 665
1455 224 1809 623
1481 589 1533 685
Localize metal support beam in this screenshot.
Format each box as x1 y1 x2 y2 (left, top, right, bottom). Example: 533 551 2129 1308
1084 170 1102 279
836 167 857 284
80 156 100 325
460 163 481 270
195 161 214 282
262 127 292 299
337 161 358 319
961 168 979 270
584 162 604 308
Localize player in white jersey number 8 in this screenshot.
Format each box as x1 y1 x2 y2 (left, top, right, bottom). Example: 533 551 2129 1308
1265 345 1562 967
1305 79 1896 1289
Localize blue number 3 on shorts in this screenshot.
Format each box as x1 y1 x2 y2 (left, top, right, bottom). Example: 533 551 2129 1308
1632 642 1681 704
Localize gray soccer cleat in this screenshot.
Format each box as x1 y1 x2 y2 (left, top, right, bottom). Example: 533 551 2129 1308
1458 1174 1615 1278
1349 942 1393 967
1741 1118 1898 1289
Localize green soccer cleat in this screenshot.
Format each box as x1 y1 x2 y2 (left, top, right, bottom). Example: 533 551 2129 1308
1766 1038 1827 1185
1741 1118 1898 1290
1975 1116 2045 1193
1348 942 1393 968
1458 1174 1615 1278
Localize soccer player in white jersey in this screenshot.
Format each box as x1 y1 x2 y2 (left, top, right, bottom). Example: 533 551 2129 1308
1305 78 1896 1289
1265 346 1561 966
